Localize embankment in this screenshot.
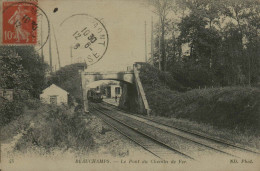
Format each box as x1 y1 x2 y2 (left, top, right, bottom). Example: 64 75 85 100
139 64 260 135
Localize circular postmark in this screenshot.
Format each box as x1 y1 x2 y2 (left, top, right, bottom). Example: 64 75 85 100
2 1 50 51
60 14 109 66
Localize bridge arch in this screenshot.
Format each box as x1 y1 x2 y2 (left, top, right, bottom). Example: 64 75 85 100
83 71 134 85
80 63 150 115
81 71 134 112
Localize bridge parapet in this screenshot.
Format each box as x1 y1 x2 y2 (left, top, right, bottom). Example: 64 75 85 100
83 71 134 84
83 71 133 75
81 63 150 115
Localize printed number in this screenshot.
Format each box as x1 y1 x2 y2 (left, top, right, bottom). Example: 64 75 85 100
74 27 97 40
85 34 97 48
88 34 97 43
4 31 13 40
85 42 91 48
74 43 80 49
81 27 90 36
73 31 81 40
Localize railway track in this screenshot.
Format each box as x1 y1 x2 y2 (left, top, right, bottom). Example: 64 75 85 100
96 102 260 159
90 105 194 160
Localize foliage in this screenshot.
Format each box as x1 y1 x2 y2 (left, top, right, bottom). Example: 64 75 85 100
0 47 31 90
13 46 48 98
170 87 260 135
15 105 94 152
139 63 186 91
150 0 260 87
25 98 42 110
148 0 175 71
0 46 47 126
0 101 24 126
139 64 260 134
48 63 86 103
0 46 47 98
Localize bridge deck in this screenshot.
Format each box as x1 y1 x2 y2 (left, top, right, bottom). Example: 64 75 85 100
84 71 133 75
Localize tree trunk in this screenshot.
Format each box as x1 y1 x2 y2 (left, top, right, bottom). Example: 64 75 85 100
161 20 166 71
248 54 251 86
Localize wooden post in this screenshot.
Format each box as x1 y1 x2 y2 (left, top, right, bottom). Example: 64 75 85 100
41 15 44 63
49 26 52 73
151 16 154 65
145 21 147 63
158 17 162 71
70 45 73 64
52 24 61 69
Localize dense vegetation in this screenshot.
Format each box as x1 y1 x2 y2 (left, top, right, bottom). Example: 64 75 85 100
0 46 47 126
0 47 93 152
139 64 260 135
14 105 94 153
142 0 260 134
47 63 86 104
149 0 260 88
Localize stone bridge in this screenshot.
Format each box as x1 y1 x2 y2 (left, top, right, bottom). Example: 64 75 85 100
81 63 150 115
82 71 134 85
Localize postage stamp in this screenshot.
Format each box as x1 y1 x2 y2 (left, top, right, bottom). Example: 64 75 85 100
60 14 109 66
2 1 38 44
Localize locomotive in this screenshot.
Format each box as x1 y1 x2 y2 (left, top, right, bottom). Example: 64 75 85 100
87 89 103 103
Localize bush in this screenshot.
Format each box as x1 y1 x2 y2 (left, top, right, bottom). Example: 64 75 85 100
139 64 260 135
139 63 187 92
48 63 86 103
15 105 94 152
0 101 24 126
147 87 260 134
25 99 42 110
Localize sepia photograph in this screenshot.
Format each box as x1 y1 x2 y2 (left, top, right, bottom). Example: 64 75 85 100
0 0 259 170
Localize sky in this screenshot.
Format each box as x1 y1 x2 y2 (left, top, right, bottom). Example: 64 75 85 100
38 0 156 72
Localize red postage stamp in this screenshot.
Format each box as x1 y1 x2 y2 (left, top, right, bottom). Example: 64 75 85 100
2 1 38 44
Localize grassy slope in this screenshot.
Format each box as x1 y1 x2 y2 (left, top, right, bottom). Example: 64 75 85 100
1 103 94 154
139 64 260 136
1 103 149 159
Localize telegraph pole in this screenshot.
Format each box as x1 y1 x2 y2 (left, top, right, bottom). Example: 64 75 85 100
158 17 162 71
145 21 147 63
151 16 154 65
70 45 73 64
52 24 61 69
41 15 44 63
49 27 53 73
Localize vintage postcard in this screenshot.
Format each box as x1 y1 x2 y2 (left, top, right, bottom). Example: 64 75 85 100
0 0 259 170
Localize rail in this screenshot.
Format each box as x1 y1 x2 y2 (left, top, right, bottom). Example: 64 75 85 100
91 104 194 160
102 102 260 155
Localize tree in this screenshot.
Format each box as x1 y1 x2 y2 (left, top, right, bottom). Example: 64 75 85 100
148 0 260 88
13 46 48 97
0 47 30 90
222 0 260 85
48 63 87 103
149 0 174 71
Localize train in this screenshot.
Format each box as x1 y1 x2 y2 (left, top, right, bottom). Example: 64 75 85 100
87 89 103 103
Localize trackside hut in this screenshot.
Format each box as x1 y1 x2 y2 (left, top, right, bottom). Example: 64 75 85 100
40 84 69 105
